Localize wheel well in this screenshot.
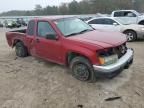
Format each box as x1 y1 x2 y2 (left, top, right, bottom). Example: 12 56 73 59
66 52 90 66
13 39 23 47
138 20 144 25
123 29 137 37
13 40 29 56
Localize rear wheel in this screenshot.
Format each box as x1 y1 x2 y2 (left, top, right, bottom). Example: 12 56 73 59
70 56 96 82
15 42 28 57
124 30 137 42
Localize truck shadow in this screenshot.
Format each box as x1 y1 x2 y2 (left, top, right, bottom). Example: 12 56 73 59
36 58 59 67
6 52 131 85
33 57 72 73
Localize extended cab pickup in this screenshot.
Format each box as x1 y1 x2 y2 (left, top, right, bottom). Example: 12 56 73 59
111 10 144 25
6 17 134 82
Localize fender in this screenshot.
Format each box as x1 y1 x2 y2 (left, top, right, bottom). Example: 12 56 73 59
64 44 100 65
12 38 24 47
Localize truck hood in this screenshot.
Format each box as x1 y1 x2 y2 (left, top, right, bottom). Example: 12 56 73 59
67 30 127 48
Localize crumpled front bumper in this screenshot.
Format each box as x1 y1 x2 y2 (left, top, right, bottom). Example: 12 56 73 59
93 48 134 78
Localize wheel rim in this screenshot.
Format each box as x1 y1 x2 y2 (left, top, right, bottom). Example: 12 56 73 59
73 63 90 81
126 32 134 41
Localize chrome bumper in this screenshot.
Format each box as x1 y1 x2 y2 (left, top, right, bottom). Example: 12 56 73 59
93 48 134 73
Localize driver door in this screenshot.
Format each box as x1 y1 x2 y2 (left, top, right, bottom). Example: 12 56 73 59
34 21 62 63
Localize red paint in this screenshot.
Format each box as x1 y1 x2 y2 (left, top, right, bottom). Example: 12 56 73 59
6 18 127 66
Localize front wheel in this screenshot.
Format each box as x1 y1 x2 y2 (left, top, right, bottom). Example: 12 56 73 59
70 56 96 82
124 30 137 42
15 42 28 57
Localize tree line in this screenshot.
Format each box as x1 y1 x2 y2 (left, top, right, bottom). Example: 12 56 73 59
0 0 144 16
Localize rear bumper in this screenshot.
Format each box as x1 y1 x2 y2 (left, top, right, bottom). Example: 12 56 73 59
93 48 134 78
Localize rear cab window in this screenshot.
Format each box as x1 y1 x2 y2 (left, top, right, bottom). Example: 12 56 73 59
27 20 35 36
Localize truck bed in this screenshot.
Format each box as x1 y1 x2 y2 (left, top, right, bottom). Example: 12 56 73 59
9 27 27 34
6 28 27 47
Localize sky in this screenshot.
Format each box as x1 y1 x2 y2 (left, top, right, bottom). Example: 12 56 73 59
0 0 82 13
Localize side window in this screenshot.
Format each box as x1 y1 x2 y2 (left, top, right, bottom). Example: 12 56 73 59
27 20 35 36
88 19 103 24
114 12 124 17
124 12 136 17
103 19 118 25
37 21 55 38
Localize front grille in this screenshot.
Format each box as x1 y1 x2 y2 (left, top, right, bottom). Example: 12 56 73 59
113 43 127 58
98 43 127 59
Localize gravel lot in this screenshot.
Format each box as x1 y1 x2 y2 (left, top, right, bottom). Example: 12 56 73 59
0 28 144 108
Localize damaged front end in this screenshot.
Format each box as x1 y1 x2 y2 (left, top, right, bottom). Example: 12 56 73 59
94 43 134 78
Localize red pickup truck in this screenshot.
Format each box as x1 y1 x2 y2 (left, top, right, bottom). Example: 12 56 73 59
6 17 134 82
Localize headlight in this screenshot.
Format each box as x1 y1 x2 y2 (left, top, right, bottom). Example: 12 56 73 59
98 54 118 66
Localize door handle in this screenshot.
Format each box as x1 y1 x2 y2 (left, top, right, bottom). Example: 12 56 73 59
36 38 40 43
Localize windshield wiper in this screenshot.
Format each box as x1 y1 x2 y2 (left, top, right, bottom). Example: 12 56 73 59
66 32 80 37
79 29 93 34
66 29 93 37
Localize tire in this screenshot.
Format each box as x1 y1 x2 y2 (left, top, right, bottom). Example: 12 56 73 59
15 42 28 57
124 30 137 42
70 56 96 82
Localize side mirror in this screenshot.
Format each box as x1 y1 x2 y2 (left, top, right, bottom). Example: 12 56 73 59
113 23 118 26
45 33 58 40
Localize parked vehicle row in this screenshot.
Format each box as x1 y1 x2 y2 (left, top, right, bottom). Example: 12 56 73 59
5 20 21 28
6 17 134 82
0 18 28 28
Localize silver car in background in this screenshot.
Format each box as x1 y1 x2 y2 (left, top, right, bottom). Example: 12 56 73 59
87 17 144 41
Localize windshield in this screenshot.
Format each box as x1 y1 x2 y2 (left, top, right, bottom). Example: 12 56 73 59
134 10 141 16
54 18 93 37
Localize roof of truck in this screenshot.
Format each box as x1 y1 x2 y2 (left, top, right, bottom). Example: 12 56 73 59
32 16 77 21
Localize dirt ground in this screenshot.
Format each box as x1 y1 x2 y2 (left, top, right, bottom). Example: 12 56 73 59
0 28 144 108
